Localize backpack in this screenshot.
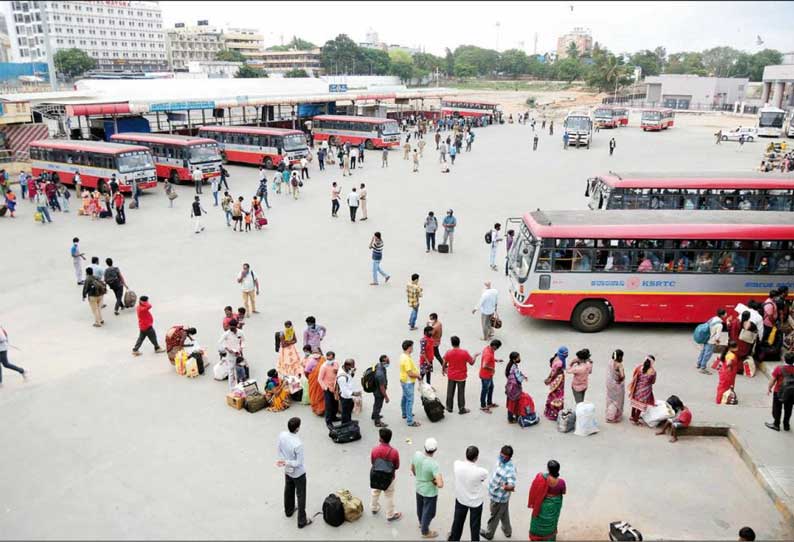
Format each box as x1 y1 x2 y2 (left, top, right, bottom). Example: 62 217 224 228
104 267 121 287
370 457 395 490
361 366 377 393
693 322 710 344
484 231 492 244
322 493 345 527
64 188 71 199
780 368 794 403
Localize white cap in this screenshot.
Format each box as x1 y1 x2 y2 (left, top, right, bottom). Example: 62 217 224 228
424 437 438 453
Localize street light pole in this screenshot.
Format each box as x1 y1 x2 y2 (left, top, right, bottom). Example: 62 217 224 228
39 2 57 92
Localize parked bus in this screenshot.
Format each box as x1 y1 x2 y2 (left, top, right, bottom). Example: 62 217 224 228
506 209 794 331
29 139 157 193
563 109 593 148
758 106 786 137
593 106 618 128
111 132 221 183
197 126 308 168
440 99 500 118
585 171 794 211
612 107 629 126
640 108 674 131
311 115 401 149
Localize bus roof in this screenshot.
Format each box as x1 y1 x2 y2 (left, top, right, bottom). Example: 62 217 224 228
198 125 303 136
442 99 498 106
524 210 794 241
597 171 794 190
642 108 672 113
112 132 217 146
29 139 149 155
312 115 396 125
759 106 785 113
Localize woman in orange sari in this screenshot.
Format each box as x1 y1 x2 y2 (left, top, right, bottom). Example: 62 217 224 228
716 340 739 404
303 345 325 416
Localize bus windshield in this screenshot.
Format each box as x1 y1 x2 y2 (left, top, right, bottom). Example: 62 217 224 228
117 151 154 173
759 112 785 128
642 111 661 121
594 108 612 117
190 144 221 163
565 117 591 131
381 121 400 135
282 134 307 151
508 227 536 283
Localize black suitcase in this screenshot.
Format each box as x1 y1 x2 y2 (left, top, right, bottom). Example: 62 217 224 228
328 420 361 443
422 397 445 422
115 213 125 225
0 205 7 217
609 521 642 541
99 210 112 218
437 244 449 254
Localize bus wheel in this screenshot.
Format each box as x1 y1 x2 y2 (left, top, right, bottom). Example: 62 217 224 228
264 157 273 169
169 170 178 184
97 179 108 194
571 300 610 333
365 139 374 150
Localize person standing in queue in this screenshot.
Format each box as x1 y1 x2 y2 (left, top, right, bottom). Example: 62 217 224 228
276 417 312 529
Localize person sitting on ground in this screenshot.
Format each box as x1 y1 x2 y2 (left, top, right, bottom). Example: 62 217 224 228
266 368 281 391
165 325 197 362
655 400 692 443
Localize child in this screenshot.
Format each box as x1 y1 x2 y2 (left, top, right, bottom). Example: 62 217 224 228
244 210 252 232
656 401 692 443
265 368 280 391
5 189 16 217
236 307 247 329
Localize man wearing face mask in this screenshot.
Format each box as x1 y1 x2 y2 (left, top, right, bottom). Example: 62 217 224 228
337 358 361 424
776 254 794 274
372 355 391 428
481 445 516 540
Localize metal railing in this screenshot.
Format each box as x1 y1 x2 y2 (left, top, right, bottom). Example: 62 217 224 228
601 97 760 115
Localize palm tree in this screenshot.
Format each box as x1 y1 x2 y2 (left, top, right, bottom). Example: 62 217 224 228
566 42 580 60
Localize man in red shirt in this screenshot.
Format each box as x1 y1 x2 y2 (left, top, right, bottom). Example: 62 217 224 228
132 295 165 356
370 427 402 521
478 339 503 413
442 336 480 415
766 352 794 432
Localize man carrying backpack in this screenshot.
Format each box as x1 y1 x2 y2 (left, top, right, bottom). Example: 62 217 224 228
370 427 402 522
695 308 726 374
765 352 794 432
367 355 391 428
81 267 106 328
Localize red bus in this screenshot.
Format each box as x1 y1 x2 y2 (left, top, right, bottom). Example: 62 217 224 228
593 106 618 128
311 115 400 149
197 126 308 168
441 99 500 118
586 171 794 211
29 139 157 193
641 108 674 131
111 132 221 183
505 209 794 332
613 107 629 126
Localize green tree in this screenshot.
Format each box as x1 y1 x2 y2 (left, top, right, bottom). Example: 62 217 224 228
284 68 309 78
453 45 499 77
499 48 530 76
556 57 583 82
360 47 392 75
586 48 632 91
665 52 707 75
320 34 361 74
235 64 267 78
701 46 741 77
268 36 316 51
453 60 477 78
215 49 245 62
444 48 455 77
53 48 96 79
629 49 663 77
565 42 580 60
747 48 783 81
389 49 415 82
413 52 444 79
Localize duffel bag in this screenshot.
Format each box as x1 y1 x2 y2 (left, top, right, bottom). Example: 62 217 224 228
609 521 643 541
422 396 445 422
328 421 361 444
245 392 268 413
123 289 137 308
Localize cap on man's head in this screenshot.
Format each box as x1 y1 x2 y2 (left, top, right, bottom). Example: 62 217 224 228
424 437 438 453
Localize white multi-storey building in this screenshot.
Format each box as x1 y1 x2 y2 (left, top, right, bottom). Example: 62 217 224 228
166 22 223 71
5 0 167 72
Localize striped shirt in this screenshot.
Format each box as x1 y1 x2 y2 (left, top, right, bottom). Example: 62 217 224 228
488 459 517 503
370 238 384 260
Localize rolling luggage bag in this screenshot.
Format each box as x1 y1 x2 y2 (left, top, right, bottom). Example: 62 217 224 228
437 243 449 253
123 290 137 308
328 420 361 443
422 396 445 422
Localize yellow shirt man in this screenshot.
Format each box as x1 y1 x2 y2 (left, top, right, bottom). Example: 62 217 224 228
400 352 419 384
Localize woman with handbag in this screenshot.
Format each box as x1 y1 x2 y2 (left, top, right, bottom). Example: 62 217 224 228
729 310 758 373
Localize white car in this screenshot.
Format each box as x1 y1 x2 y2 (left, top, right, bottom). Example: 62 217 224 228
721 127 757 142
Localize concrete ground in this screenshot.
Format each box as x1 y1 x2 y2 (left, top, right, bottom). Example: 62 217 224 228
2 112 793 540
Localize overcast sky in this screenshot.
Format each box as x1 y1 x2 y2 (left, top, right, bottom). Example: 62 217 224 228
160 1 793 57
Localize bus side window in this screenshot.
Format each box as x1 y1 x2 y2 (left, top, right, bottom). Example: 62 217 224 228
29 147 38 160
694 251 715 272
661 190 680 209
535 249 552 272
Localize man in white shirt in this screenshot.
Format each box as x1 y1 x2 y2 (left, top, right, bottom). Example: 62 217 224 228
347 187 360 222
336 358 361 423
276 417 312 528
472 281 499 341
449 445 489 541
192 166 203 194
300 157 310 180
237 263 260 315
489 223 503 270
217 319 246 388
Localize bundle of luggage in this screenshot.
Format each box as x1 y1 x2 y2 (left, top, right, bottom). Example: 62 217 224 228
174 349 205 378
322 490 363 526
609 521 643 541
328 420 361 444
419 382 445 423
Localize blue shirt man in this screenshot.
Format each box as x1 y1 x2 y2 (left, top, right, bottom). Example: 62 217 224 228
483 445 517 539
442 210 457 253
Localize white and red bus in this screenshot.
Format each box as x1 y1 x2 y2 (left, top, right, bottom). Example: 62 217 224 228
441 100 500 118
641 108 674 131
612 107 629 126
586 172 794 211
29 139 157 193
593 106 618 128
111 132 221 183
311 115 401 149
197 126 308 168
506 209 794 332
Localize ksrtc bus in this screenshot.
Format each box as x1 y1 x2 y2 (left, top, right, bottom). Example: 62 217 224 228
758 106 786 137
440 100 500 118
311 115 401 149
641 108 674 131
506 209 794 332
563 110 593 148
29 139 157 193
593 106 618 128
612 107 629 126
197 126 308 168
111 132 221 182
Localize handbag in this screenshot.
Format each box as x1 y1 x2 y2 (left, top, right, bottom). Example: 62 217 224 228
739 329 757 344
490 313 502 329
167 191 178 200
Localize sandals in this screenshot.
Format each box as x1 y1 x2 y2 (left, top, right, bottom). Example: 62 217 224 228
408 421 422 427
387 512 403 522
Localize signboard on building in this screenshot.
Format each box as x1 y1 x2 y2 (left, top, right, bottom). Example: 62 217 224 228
150 101 215 112
329 84 348 93
175 23 186 28
197 20 209 26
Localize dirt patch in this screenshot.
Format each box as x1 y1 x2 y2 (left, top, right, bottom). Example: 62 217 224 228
454 88 608 119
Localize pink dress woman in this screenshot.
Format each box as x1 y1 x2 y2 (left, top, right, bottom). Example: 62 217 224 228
605 355 625 423
543 356 565 421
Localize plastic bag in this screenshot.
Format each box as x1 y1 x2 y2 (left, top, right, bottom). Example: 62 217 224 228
641 400 674 427
419 381 437 401
557 409 576 433
574 402 599 436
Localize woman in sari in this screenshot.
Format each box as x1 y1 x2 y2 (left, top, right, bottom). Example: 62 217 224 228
275 320 303 378
303 345 325 416
605 349 625 423
80 189 91 215
715 340 739 404
728 310 757 365
89 191 102 220
528 460 566 541
628 355 657 424
505 351 526 423
543 346 567 421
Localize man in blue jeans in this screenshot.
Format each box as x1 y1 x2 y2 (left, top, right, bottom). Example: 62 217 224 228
400 340 422 427
406 274 423 331
411 437 443 538
696 308 726 375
